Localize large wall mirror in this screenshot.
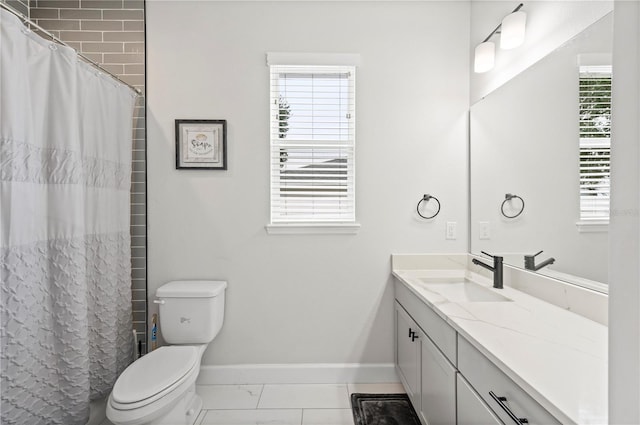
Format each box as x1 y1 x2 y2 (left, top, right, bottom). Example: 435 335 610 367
470 12 613 291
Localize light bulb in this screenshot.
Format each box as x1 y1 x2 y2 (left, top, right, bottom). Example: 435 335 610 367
500 11 526 50
474 41 495 73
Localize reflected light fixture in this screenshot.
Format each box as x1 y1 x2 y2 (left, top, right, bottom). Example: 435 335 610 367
474 3 525 73
474 41 495 73
501 9 527 49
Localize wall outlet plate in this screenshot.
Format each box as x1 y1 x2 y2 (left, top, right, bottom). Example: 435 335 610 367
479 221 491 240
446 222 457 240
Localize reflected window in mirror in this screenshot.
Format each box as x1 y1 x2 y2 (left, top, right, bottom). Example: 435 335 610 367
578 64 611 230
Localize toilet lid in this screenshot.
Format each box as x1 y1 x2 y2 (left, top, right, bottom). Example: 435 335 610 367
112 346 199 404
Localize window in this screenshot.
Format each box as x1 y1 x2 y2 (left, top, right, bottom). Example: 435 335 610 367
268 63 357 232
578 65 611 226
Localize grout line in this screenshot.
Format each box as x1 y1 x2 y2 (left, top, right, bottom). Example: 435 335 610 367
255 384 266 409
195 409 206 425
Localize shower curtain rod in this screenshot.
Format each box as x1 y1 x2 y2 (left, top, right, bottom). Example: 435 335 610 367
0 2 142 96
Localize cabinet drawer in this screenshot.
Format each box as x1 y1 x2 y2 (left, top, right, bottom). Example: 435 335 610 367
458 336 560 425
457 373 503 425
394 279 457 365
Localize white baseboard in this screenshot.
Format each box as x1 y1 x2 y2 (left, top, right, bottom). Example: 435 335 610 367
196 363 399 385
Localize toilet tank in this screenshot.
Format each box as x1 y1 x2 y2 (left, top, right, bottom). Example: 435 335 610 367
155 280 227 344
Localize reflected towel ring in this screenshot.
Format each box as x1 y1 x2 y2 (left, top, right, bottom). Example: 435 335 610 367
417 194 441 219
501 193 525 218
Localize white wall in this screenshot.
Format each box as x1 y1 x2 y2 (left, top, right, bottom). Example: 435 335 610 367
146 1 470 367
609 1 640 422
470 0 613 103
470 13 612 284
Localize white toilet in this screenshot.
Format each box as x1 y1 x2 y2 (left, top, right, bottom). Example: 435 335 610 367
106 280 227 425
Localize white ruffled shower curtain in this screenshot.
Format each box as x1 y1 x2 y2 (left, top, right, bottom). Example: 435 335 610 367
1 9 136 425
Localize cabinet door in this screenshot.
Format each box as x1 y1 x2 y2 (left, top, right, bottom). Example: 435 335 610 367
395 302 421 407
457 374 503 425
420 333 456 425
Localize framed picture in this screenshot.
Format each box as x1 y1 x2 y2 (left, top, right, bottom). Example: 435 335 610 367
175 119 227 170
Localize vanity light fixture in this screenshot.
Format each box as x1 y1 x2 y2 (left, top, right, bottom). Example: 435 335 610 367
474 3 526 73
474 41 495 73
500 8 527 49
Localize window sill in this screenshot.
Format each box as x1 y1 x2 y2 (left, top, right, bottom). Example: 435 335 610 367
576 219 609 233
266 223 361 235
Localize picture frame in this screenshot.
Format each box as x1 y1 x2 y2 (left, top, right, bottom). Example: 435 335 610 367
175 119 227 170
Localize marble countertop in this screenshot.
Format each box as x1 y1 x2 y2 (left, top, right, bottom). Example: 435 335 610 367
392 263 607 425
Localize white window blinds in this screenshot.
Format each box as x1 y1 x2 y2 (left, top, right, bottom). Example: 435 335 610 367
579 65 611 221
269 65 356 224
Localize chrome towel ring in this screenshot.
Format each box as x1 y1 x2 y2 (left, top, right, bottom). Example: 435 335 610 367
417 194 441 219
501 193 525 218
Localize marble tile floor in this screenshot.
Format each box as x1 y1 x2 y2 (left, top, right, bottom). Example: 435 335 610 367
99 382 405 425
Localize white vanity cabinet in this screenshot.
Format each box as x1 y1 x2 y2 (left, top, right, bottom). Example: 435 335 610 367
394 280 457 425
392 255 607 425
394 276 564 425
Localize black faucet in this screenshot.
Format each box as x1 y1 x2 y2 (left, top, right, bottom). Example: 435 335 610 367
472 251 504 289
524 250 555 271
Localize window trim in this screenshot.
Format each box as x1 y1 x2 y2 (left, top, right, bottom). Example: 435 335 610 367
576 219 609 233
265 223 361 235
266 53 360 233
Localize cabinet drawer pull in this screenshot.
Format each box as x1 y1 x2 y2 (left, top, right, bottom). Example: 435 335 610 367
489 391 529 424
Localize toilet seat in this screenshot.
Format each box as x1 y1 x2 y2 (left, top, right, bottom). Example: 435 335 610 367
111 346 199 410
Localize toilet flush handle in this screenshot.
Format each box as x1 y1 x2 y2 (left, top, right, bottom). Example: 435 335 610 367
153 299 165 305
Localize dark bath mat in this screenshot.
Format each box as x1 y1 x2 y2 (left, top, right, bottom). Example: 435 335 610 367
350 393 421 425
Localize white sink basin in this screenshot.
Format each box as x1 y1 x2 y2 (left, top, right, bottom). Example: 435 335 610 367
417 278 512 303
